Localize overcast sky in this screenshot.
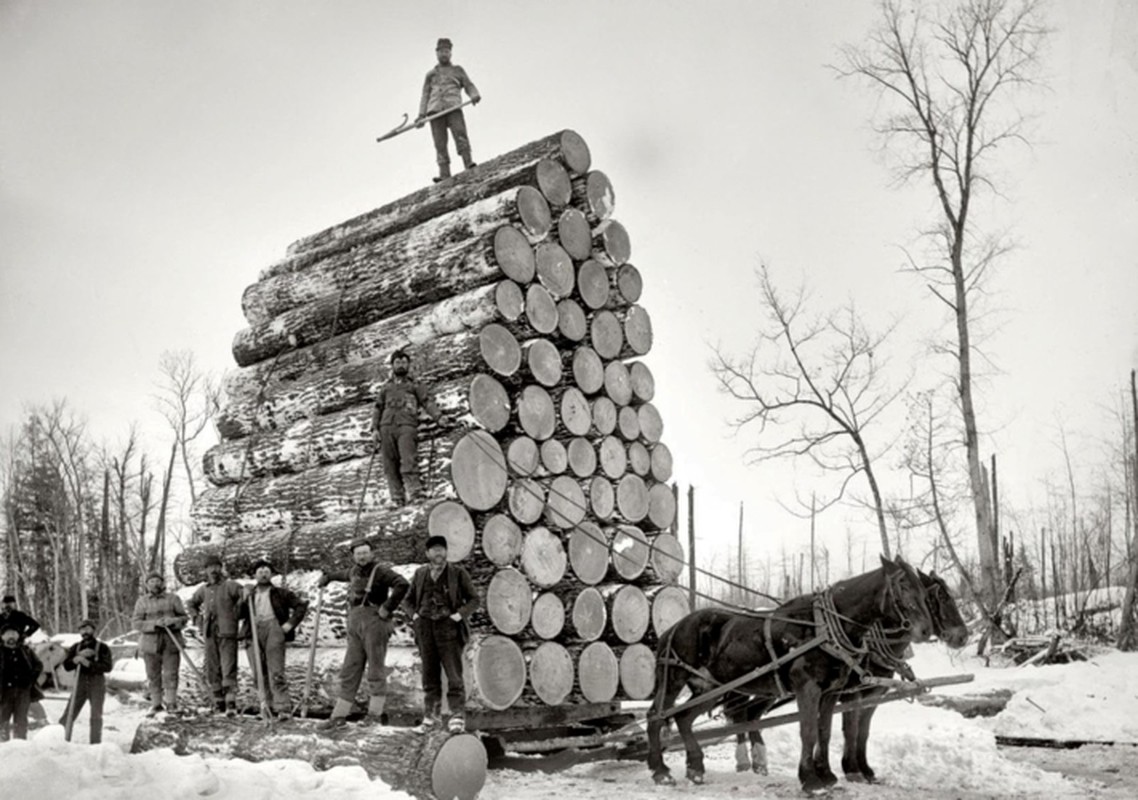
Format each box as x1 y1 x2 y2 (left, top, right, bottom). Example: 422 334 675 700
2 0 1135 583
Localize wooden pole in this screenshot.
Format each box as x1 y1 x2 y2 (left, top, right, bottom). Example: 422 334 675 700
687 485 696 610
736 501 744 603
810 493 817 590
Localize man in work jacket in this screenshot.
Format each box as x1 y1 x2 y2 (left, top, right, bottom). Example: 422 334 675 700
404 534 478 732
415 37 481 182
318 538 409 726
59 619 114 743
372 348 449 507
132 571 189 716
0 620 42 740
187 554 245 716
0 593 40 641
238 558 309 719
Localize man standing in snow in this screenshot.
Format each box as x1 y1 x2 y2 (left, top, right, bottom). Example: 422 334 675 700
0 621 42 740
59 619 114 743
0 594 40 641
238 558 309 719
187 554 245 716
132 571 189 716
415 37 481 183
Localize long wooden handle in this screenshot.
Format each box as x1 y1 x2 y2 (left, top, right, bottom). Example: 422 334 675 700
299 587 324 718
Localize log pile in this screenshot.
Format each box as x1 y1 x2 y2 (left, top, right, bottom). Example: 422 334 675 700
175 129 687 726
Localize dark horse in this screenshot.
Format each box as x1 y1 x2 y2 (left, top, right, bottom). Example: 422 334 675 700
646 556 935 793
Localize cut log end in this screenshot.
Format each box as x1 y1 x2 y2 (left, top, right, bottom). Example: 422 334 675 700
481 513 523 566
428 501 476 561
469 374 511 432
557 208 593 261
488 567 533 635
619 643 656 700
516 185 553 239
468 635 526 710
616 264 643 304
479 323 521 377
494 225 536 283
578 641 619 703
525 284 559 335
535 242 575 299
451 430 509 511
558 130 592 175
536 159 572 207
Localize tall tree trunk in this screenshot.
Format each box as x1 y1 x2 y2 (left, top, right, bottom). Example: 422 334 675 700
1117 370 1138 650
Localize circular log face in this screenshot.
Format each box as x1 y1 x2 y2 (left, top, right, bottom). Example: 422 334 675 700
649 533 685 583
648 483 678 530
609 584 649 644
559 130 592 175
531 592 565 639
469 374 511 432
594 220 631 266
428 501 476 561
603 361 632 406
637 402 664 444
495 280 525 321
556 299 587 342
536 158 572 207
508 478 545 524
611 524 650 580
650 442 674 482
578 641 618 703
624 305 653 356
526 338 563 387
628 361 655 402
487 567 533 635
516 185 553 239
521 526 567 587
518 384 556 440
572 587 606 641
494 226 536 283
589 476 615 520
650 585 690 636
482 514 523 566
479 324 521 377
619 643 656 700
617 474 650 523
591 397 618 436
598 436 627 479
545 474 586 530
568 521 609 585
560 387 592 437
432 733 489 800
571 347 604 394
616 264 643 303
617 406 641 442
530 641 574 705
567 437 597 477
557 208 593 261
525 284 558 334
539 438 568 475
590 310 624 360
506 436 539 477
535 242 575 299
469 635 526 710
577 260 611 310
585 171 615 221
627 441 651 477
451 431 508 511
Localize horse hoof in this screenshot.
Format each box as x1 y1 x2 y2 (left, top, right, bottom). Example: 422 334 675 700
845 773 867 784
652 773 676 786
735 763 749 773
686 770 705 785
753 764 769 776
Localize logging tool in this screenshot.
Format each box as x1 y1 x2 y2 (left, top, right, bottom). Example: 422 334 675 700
298 585 324 718
376 98 477 143
246 603 274 723
163 626 211 708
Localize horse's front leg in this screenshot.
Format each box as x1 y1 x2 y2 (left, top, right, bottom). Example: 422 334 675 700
855 703 881 782
841 704 865 780
731 701 770 775
813 692 839 786
646 712 673 785
677 705 707 784
795 680 825 793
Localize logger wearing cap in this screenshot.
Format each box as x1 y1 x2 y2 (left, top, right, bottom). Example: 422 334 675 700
0 593 39 642
238 558 309 719
131 571 189 716
186 554 246 716
415 36 481 182
404 534 478 732
0 620 42 741
59 618 113 743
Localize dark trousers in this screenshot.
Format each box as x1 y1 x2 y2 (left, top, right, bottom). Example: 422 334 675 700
380 424 420 502
415 616 465 716
143 637 181 709
203 635 239 702
339 606 393 701
61 673 105 744
429 109 471 167
247 619 290 712
0 686 31 740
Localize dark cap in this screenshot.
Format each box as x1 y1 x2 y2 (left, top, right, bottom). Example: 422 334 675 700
0 620 19 634
436 38 452 50
77 619 96 631
425 534 448 550
2 594 15 603
203 554 223 568
390 348 410 364
146 571 165 582
348 536 374 551
250 558 274 575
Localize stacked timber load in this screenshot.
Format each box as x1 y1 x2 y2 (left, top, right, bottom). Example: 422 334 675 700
174 129 689 719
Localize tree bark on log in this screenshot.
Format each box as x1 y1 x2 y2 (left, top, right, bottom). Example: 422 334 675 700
556 208 593 261
570 171 616 226
530 592 565 640
568 522 609 586
486 567 532 635
591 219 631 267
577 641 619 703
535 241 575 298
479 514 522 566
527 641 574 705
571 587 607 642
465 634 527 711
616 642 656 700
520 526 567 587
600 583 650 645
627 361 655 403
451 430 509 511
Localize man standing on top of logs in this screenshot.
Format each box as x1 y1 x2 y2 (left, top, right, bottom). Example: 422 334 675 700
59 619 113 743
318 538 409 727
0 593 39 642
415 37 481 183
132 571 189 717
186 554 246 717
373 348 451 507
404 534 478 733
238 558 309 720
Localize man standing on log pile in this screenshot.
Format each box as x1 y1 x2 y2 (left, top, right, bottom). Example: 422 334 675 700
404 535 478 733
187 554 246 717
132 571 189 717
59 619 113 743
373 348 451 507
0 593 40 642
415 37 481 183
0 621 42 740
238 559 309 719
318 538 409 728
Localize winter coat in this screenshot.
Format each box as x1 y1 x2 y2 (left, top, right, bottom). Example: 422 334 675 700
404 563 479 644
132 591 189 654
0 643 43 689
187 579 245 639
325 563 409 615
419 63 479 117
0 609 40 639
62 638 114 678
239 584 309 643
373 377 441 429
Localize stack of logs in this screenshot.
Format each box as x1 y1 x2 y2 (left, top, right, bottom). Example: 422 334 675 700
173 129 689 719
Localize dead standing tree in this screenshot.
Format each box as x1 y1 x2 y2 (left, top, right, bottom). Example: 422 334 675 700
712 265 904 557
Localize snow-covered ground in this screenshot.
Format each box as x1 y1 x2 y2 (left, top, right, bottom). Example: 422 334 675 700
1 643 1135 799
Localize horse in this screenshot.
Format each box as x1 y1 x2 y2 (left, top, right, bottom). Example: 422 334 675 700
646 555 934 793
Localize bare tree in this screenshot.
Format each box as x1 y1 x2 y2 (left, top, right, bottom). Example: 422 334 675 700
153 350 219 505
1118 370 1138 650
712 265 905 556
837 0 1050 608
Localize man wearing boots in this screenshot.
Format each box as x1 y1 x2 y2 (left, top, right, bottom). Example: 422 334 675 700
415 37 480 183
0 621 42 741
132 571 189 716
187 554 245 716
0 594 40 641
404 535 478 733
318 538 408 727
372 348 449 507
239 559 309 719
59 619 113 743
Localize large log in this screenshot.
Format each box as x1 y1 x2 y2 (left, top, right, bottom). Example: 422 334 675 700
588 476 615 520
650 442 674 482
591 219 631 267
479 323 522 377
599 583 650 645
647 482 678 530
495 279 525 322
527 641 574 705
505 436 539 477
567 521 609 585
570 587 606 642
523 338 562 387
627 441 651 477
570 171 616 226
479 514 522 566
465 634 527 711
647 533 685 584
646 584 690 638
637 401 664 443
559 387 593 438
486 567 532 635
535 241 575 298
556 298 587 342
520 526 567 587
597 436 627 479
576 260 611 311
544 474 587 530
571 346 604 394
589 309 624 359
566 436 597 477
591 397 618 436
609 524 649 581
556 208 593 261
628 361 655 403
539 438 567 475
524 283 559 334
616 473 650 523
451 430 509 511
617 406 641 442
603 361 632 406
577 641 619 703
530 592 565 640
507 478 545 524
622 304 653 356
517 384 556 440
617 642 656 701
615 263 643 303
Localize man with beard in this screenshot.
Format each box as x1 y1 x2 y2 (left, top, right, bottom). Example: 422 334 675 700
187 554 246 716
0 594 39 642
59 619 113 743
415 37 481 182
404 534 478 733
318 538 408 727
132 571 189 716
0 621 42 740
238 558 309 719
372 349 450 506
